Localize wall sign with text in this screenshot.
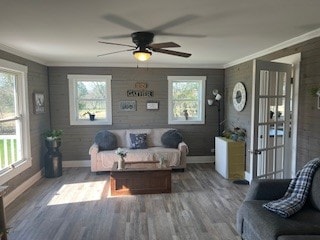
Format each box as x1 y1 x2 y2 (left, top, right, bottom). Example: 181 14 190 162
127 90 154 97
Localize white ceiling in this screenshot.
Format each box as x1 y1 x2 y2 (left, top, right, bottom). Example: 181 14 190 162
1 0 320 68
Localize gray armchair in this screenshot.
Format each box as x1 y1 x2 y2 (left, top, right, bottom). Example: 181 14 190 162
237 168 320 240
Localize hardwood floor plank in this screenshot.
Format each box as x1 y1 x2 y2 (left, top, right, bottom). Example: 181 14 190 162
6 164 248 240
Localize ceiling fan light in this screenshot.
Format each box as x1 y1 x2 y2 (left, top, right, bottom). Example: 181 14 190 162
133 50 152 61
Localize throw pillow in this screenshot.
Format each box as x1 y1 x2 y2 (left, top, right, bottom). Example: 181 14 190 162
130 133 148 149
161 129 183 148
94 130 117 151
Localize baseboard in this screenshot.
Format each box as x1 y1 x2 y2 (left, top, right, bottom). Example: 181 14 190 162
186 156 214 164
62 160 91 168
3 170 43 207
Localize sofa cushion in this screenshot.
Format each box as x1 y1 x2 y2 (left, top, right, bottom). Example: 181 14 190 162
130 133 148 149
94 130 117 151
161 129 183 148
240 200 320 239
310 167 320 211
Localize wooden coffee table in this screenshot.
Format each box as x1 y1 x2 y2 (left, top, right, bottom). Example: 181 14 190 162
110 161 171 196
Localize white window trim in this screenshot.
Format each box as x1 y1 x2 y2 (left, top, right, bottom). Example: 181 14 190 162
167 76 206 125
0 59 31 185
68 74 112 125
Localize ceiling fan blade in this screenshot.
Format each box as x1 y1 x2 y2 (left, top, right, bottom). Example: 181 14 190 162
103 14 143 31
100 33 132 40
152 15 198 32
153 48 191 58
98 41 136 48
148 42 180 49
156 32 206 38
97 48 136 57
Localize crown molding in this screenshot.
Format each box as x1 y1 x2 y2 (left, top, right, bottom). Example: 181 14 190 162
223 28 320 68
0 43 47 65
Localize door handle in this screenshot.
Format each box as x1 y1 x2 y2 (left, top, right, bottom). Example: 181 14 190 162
248 149 262 155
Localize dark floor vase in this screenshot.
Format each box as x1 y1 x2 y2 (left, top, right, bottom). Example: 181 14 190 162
44 139 62 178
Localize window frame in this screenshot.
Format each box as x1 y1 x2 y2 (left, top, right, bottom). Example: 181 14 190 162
167 76 206 125
68 74 112 125
0 59 31 185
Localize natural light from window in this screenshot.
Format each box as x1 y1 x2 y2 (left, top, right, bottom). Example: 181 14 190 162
0 59 31 185
47 181 106 206
167 76 206 124
68 74 112 125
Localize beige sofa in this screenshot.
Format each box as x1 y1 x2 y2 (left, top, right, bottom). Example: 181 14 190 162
89 128 188 172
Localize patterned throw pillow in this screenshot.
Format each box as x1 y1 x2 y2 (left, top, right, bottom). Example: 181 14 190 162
130 133 148 149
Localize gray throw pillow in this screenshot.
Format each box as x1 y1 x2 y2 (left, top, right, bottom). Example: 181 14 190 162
309 168 320 211
94 130 117 151
130 133 148 149
161 129 183 148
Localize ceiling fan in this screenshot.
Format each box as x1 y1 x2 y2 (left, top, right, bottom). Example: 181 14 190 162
98 31 192 61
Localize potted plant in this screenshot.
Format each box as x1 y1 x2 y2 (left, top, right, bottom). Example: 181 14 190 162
83 111 95 121
43 129 63 148
222 127 246 141
115 148 127 170
43 129 63 178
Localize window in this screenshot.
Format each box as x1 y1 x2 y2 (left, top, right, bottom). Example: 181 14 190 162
68 75 112 125
168 76 206 124
0 59 31 184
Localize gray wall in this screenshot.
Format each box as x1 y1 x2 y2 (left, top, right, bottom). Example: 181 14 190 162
225 37 320 172
0 50 50 194
48 67 224 161
225 61 253 170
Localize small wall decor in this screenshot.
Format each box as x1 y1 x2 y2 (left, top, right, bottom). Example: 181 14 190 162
135 82 147 89
119 100 136 111
33 92 45 114
310 87 320 110
146 101 159 110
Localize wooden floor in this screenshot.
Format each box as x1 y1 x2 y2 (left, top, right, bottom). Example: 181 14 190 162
6 164 248 240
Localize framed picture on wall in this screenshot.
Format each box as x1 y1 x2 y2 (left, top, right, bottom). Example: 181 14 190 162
146 101 159 110
119 100 136 111
33 92 45 114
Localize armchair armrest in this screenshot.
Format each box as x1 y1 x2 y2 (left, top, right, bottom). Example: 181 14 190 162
245 178 291 201
89 143 99 155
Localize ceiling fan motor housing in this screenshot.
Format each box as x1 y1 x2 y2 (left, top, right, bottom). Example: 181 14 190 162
131 32 154 50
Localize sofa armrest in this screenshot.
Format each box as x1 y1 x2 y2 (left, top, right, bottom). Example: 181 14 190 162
178 141 189 154
89 143 99 155
177 141 188 169
245 178 291 201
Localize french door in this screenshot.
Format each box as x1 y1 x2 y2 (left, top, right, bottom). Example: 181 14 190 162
250 60 292 179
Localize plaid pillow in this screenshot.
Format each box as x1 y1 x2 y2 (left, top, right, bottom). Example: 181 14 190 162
263 157 320 218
